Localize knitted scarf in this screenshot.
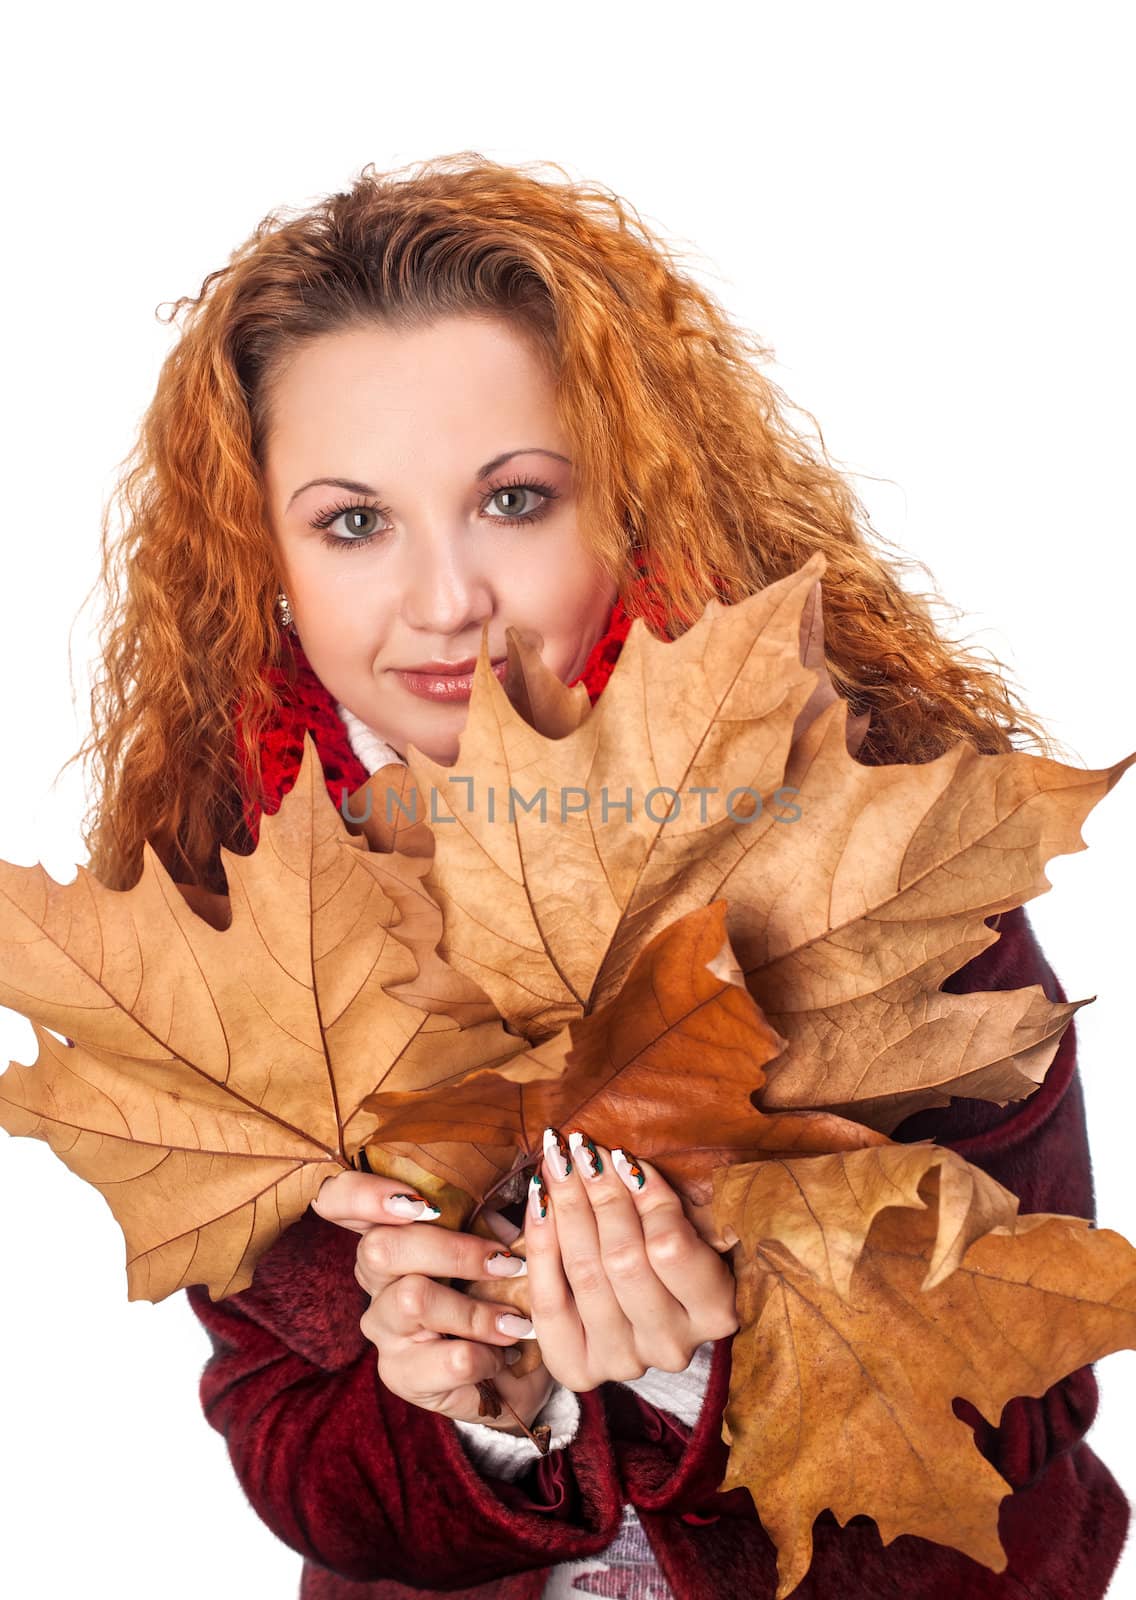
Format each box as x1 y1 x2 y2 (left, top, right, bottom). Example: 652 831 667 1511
236 553 683 845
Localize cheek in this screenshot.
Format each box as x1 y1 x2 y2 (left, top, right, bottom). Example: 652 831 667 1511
291 559 391 641
490 514 608 624
534 577 616 675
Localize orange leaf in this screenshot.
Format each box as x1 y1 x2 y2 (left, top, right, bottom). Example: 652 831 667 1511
713 1146 1136 1597
362 900 891 1219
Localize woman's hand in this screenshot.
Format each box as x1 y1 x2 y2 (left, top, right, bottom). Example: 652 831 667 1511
524 1131 739 1390
312 1169 555 1432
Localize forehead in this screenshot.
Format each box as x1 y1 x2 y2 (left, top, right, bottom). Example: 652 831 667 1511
263 315 562 469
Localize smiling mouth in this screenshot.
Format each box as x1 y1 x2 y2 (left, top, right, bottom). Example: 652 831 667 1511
392 659 510 699
398 657 507 676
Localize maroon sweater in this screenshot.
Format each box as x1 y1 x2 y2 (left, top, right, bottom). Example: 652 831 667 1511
186 588 1131 1598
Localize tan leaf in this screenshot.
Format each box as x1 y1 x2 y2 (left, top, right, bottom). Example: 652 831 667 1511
363 559 822 1039
341 760 437 859
357 552 1132 1132
792 573 870 755
0 735 527 1300
501 619 596 738
712 1147 1136 1598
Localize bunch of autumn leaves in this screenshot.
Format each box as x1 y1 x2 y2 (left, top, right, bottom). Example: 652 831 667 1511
1 553 1135 1600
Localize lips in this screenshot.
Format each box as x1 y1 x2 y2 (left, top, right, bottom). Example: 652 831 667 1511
393 658 509 702
401 657 486 675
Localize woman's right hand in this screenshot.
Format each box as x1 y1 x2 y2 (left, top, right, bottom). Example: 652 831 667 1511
312 1170 555 1433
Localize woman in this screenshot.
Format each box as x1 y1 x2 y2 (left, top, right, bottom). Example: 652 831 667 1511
68 153 1129 1597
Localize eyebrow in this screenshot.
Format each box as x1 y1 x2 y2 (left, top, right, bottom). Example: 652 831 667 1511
285 447 572 512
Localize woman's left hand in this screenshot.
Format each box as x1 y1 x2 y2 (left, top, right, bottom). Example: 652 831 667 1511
522 1129 739 1390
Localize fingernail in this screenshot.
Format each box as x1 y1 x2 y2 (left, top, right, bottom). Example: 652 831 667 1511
497 1313 536 1339
485 1250 528 1277
383 1193 442 1220
612 1149 646 1192
503 1346 523 1365
542 1127 572 1181
567 1130 603 1179
528 1171 549 1222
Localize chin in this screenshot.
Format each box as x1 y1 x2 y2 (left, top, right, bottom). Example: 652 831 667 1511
401 731 462 767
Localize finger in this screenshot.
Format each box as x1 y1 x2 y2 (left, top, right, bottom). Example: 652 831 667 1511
368 1273 537 1349
566 1135 688 1359
522 1158 589 1380
609 1147 739 1331
483 1207 522 1244
311 1170 443 1233
353 1220 528 1300
382 1333 520 1411
540 1129 631 1332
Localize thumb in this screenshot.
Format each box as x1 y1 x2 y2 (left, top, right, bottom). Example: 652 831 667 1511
311 1169 442 1232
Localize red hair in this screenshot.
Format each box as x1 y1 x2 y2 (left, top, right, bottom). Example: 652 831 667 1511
60 152 1064 895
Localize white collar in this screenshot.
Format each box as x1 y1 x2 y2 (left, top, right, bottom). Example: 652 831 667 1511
335 701 408 775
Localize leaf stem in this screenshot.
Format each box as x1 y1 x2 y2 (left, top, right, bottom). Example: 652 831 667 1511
476 1379 551 1455
468 1150 539 1228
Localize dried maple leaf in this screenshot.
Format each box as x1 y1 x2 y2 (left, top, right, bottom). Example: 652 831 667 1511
0 551 1132 1593
359 896 891 1386
336 613 605 863
0 736 528 1301
712 1147 1136 1599
353 553 1132 1138
359 898 892 1223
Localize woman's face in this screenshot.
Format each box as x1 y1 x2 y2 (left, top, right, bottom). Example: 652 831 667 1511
262 314 619 765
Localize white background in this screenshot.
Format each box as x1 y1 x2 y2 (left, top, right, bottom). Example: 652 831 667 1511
0 3 1132 1596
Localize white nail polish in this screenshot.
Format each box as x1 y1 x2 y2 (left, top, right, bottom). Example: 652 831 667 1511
384 1194 442 1220
567 1130 603 1179
528 1171 549 1222
612 1149 646 1193
542 1127 572 1181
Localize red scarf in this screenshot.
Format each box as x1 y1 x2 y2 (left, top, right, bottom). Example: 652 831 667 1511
236 555 680 844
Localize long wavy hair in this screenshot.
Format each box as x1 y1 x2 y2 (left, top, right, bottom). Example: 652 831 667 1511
63 151 1065 896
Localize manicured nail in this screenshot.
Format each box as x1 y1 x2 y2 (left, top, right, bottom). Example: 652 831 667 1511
497 1313 536 1339
485 1250 528 1277
567 1130 603 1179
503 1346 523 1365
612 1149 646 1192
383 1193 442 1220
528 1171 549 1222
542 1126 572 1181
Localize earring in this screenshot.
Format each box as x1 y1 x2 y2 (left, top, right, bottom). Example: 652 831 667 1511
276 591 294 631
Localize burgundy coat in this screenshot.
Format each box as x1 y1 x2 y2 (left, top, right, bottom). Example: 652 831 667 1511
185 900 1130 1598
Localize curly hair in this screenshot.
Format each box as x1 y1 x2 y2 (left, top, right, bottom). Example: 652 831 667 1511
61 150 1066 895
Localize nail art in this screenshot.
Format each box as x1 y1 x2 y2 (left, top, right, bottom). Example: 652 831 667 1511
528 1170 549 1222
542 1126 573 1181
612 1148 646 1192
485 1250 528 1277
567 1130 603 1179
383 1193 442 1220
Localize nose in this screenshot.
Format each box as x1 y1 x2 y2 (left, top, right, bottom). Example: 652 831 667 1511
399 527 495 638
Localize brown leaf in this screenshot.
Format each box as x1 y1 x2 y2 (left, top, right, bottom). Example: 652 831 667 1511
501 619 595 738
0 735 527 1301
358 552 1133 1131
0 553 1132 1600
712 1146 1136 1598
792 574 870 756
341 761 437 859
362 900 891 1218
339 616 590 861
